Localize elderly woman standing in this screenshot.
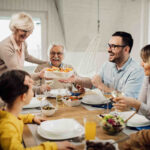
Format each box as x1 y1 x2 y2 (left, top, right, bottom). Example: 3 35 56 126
0 12 46 75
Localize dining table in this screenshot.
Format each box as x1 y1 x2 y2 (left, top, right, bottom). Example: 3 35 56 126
22 93 132 150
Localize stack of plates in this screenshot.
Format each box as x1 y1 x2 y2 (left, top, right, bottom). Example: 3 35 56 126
37 118 84 140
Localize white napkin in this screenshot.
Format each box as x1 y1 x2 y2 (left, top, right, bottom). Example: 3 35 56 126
118 111 150 127
23 97 41 109
82 89 107 105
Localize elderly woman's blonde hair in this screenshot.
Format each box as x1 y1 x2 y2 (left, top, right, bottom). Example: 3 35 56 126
9 12 34 32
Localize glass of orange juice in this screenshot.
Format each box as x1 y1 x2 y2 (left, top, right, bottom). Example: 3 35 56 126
84 117 96 140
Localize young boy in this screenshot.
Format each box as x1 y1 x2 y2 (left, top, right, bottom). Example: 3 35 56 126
0 70 75 150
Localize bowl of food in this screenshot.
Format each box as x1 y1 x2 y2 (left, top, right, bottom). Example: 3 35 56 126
100 114 125 135
63 96 82 107
45 67 73 79
41 105 56 116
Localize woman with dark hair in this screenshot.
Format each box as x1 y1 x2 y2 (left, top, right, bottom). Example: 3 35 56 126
114 44 150 119
0 70 75 150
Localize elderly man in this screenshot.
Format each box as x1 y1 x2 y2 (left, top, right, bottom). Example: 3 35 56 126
34 44 75 89
65 31 144 99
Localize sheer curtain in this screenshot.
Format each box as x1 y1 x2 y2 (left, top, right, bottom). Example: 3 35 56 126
47 0 65 58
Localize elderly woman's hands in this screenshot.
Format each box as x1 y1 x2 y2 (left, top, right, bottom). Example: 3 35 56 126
40 84 51 93
59 75 76 83
113 97 141 111
39 68 53 80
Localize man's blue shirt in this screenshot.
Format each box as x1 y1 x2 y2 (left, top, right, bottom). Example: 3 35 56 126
99 57 144 99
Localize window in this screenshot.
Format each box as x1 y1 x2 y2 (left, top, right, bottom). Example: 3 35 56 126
0 17 42 66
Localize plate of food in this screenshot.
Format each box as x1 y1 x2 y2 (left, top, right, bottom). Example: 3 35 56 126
85 139 119 150
44 66 74 79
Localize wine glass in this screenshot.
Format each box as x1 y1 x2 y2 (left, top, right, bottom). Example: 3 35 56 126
111 90 124 115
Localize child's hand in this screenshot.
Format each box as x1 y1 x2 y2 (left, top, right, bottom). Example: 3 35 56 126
56 141 76 150
33 116 47 125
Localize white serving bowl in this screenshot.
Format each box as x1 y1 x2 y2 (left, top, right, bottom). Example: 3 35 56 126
63 96 82 107
41 106 56 116
45 70 73 79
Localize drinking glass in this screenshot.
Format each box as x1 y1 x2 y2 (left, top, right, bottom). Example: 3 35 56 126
56 89 64 108
84 116 96 140
35 89 45 101
101 85 112 114
111 90 124 115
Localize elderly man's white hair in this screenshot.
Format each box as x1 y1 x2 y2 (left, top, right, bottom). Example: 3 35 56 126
9 12 34 32
47 43 66 57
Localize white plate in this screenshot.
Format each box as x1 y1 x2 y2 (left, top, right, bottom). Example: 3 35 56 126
82 89 108 105
23 97 41 109
85 139 119 150
118 111 150 127
46 89 71 98
37 119 84 140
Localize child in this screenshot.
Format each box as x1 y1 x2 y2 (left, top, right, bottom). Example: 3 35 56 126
0 70 75 150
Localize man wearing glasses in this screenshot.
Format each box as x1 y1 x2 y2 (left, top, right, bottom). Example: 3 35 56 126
34 44 75 89
92 31 144 98
64 31 144 99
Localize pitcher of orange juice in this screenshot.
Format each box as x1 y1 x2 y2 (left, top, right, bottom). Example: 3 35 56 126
84 116 96 140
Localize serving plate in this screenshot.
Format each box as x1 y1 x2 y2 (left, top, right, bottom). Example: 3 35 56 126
45 89 71 98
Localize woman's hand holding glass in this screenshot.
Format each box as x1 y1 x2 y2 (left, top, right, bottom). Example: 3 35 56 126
113 96 140 112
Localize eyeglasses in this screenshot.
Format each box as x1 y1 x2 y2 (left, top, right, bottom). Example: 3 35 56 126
108 44 126 49
50 52 63 56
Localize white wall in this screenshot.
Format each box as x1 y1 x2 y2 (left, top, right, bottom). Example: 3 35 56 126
56 0 149 74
